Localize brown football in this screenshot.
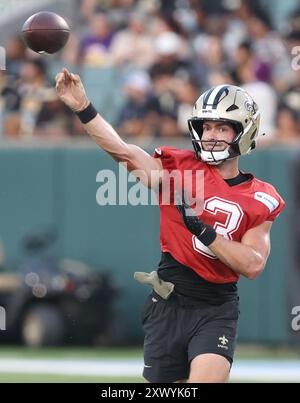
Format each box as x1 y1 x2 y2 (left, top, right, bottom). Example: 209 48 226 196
22 11 70 54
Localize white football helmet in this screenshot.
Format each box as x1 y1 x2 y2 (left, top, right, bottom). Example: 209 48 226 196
188 84 261 165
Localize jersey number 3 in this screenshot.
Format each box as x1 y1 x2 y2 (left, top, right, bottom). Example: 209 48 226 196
193 197 244 259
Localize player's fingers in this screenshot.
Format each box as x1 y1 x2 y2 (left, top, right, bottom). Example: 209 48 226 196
56 75 66 88
63 71 70 82
63 68 72 84
55 73 65 85
62 67 71 76
55 79 63 90
70 73 80 83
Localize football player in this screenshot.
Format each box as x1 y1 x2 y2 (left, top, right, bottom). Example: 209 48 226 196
55 70 285 383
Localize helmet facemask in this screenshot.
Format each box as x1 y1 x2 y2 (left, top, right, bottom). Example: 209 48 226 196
188 118 247 165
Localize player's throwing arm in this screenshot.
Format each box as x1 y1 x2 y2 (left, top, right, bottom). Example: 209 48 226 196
55 69 162 188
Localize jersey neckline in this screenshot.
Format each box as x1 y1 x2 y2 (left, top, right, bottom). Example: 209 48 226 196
209 164 255 192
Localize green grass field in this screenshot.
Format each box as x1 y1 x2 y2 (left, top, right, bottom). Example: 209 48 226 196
0 346 142 360
0 373 143 383
0 345 299 383
0 344 298 360
0 346 143 383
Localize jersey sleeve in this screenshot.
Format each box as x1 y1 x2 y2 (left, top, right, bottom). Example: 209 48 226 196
266 192 285 221
254 184 286 222
152 146 179 171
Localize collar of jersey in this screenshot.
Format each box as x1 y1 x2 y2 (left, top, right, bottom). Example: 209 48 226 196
209 164 254 192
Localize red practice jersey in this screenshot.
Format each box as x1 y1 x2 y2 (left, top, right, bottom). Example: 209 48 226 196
153 146 286 284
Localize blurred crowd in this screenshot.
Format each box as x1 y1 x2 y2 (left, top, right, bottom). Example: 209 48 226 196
1 0 300 146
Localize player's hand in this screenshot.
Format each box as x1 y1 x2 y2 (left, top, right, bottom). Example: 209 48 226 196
174 190 206 237
55 68 90 112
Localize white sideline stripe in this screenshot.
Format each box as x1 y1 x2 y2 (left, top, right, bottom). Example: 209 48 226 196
0 359 141 377
0 359 299 381
231 361 300 382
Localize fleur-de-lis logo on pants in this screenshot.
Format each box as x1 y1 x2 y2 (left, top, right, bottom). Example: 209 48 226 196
218 335 228 346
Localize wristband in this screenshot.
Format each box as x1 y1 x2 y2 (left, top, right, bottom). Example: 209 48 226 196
197 224 217 246
75 102 98 124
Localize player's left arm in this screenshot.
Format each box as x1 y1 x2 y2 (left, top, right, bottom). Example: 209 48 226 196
175 191 272 280
209 221 272 280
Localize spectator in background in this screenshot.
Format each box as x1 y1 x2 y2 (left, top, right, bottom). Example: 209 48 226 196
80 0 102 21
150 31 191 79
1 73 22 138
206 69 236 88
273 105 300 145
245 12 293 91
79 13 115 66
232 41 272 85
5 35 28 79
238 57 278 139
158 113 182 138
17 60 51 137
175 77 199 135
286 1 300 34
1 0 299 146
2 60 50 138
192 34 228 88
59 32 81 66
33 92 77 140
150 70 179 136
110 12 155 69
147 31 192 137
1 81 21 138
149 14 186 38
281 62 300 118
260 0 298 30
116 71 161 138
0 36 27 137
189 0 229 34
190 0 229 17
80 0 136 21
